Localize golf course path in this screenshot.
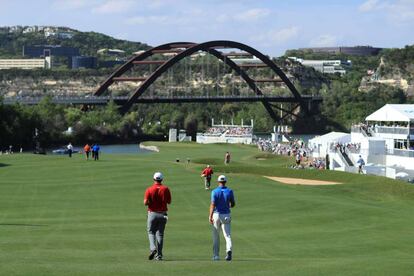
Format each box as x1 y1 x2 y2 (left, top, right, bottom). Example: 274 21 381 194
264 176 342 185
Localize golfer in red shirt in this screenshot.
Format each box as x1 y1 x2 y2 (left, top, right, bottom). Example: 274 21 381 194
201 165 214 190
144 172 171 261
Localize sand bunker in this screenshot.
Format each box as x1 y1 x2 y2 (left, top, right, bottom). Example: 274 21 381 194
264 176 342 186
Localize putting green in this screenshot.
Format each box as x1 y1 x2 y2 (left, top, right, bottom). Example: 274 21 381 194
1 142 414 275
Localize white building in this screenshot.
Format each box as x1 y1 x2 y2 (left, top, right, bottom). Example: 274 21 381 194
23 26 37 33
0 59 46 70
289 57 351 75
311 104 414 180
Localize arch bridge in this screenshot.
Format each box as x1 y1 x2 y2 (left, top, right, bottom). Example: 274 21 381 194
95 40 321 122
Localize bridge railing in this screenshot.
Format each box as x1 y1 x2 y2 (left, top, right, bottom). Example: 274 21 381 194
2 94 322 105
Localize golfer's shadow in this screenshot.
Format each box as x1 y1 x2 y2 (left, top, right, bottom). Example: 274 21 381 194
0 223 48 227
0 163 10 168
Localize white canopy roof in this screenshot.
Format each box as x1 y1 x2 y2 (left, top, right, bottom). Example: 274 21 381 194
366 104 414 122
309 132 351 146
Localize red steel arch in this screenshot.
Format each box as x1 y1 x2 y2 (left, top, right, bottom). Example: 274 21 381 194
95 41 196 96
94 40 305 121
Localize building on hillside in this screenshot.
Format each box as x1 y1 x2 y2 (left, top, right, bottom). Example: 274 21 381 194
196 119 253 144
99 60 126 68
0 59 46 70
23 45 79 58
309 104 414 181
23 45 80 68
72 56 97 69
299 46 383 56
23 26 37 33
289 57 351 75
8 26 23 33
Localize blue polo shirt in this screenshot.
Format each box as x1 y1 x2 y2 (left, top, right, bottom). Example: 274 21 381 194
211 186 235 214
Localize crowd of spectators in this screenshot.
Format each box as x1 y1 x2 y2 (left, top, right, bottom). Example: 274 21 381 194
309 158 326 169
256 138 308 156
330 142 361 154
204 126 253 137
256 138 327 170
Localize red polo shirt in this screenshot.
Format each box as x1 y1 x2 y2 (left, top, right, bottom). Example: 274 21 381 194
144 182 171 212
202 167 213 177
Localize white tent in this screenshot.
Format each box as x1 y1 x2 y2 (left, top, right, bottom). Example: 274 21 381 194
366 104 414 122
309 132 351 157
309 132 351 147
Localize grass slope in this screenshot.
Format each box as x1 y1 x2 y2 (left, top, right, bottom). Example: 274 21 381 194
1 142 414 275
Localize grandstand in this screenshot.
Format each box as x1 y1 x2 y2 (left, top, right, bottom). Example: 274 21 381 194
196 119 253 144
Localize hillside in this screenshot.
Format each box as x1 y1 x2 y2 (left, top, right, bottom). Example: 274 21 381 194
0 26 328 99
0 26 149 58
285 47 413 130
286 47 414 95
1 26 413 139
361 45 414 95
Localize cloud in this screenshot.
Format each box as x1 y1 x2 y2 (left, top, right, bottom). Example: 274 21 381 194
92 0 135 14
309 34 338 47
358 0 380 12
233 8 271 22
358 0 414 22
53 0 93 10
268 26 300 44
386 0 414 22
125 15 169 25
252 26 300 46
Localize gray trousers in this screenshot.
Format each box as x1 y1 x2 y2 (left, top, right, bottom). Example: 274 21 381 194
147 211 168 256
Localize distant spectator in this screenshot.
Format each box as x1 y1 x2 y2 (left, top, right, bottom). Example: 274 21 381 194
67 143 73 158
295 152 301 167
325 154 330 170
357 155 365 174
91 144 96 159
93 144 100 161
225 152 231 165
84 144 91 160
201 165 214 190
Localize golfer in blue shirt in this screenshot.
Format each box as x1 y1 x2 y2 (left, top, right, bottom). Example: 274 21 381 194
92 144 100 161
209 175 235 261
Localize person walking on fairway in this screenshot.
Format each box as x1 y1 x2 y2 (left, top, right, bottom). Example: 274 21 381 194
67 142 73 158
224 152 231 165
144 172 171 261
92 144 100 161
209 175 235 261
201 165 214 190
357 155 365 174
83 143 91 160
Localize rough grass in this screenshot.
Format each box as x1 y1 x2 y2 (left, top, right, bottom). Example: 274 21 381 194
1 142 414 275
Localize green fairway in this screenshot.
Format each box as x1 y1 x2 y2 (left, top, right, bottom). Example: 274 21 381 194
1 142 414 275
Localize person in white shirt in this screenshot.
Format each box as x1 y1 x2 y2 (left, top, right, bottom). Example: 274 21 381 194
67 143 73 158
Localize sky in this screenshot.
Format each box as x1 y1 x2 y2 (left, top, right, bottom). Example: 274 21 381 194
0 0 413 56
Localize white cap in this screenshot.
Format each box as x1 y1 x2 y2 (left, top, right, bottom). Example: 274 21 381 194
153 172 163 181
217 175 227 182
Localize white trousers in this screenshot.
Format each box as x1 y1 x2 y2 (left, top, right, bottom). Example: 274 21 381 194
212 213 232 257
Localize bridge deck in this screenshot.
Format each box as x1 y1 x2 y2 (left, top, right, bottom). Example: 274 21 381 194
3 95 323 105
